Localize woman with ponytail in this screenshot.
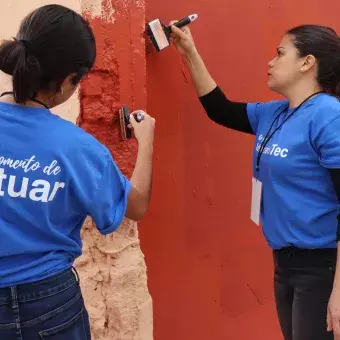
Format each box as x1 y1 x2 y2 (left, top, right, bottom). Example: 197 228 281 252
0 5 155 340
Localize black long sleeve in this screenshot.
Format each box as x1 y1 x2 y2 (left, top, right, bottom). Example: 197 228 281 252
199 86 253 134
330 169 340 202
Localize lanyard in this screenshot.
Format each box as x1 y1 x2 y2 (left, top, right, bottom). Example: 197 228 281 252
255 91 324 174
0 91 49 109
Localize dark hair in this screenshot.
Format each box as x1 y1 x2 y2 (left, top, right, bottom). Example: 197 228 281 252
0 4 96 103
287 25 340 96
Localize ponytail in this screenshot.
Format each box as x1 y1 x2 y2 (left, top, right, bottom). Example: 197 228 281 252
318 58 340 97
0 5 96 104
0 39 41 103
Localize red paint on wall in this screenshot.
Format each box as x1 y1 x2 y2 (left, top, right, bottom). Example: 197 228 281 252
79 0 146 177
141 1 340 340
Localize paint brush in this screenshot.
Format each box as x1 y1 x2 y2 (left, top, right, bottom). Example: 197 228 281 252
118 106 145 140
147 14 198 52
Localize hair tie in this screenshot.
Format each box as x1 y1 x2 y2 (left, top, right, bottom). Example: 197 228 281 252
19 39 31 53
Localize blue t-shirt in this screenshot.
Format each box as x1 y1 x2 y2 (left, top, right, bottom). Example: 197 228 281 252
0 102 131 287
247 93 340 250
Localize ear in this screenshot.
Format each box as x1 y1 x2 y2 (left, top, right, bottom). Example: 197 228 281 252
59 73 78 93
301 55 316 73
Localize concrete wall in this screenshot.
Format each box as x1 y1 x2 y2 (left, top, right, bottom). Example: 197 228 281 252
142 1 340 340
78 1 152 339
0 1 152 340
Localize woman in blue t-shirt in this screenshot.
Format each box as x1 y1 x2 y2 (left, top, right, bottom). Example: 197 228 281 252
170 22 340 340
0 5 155 340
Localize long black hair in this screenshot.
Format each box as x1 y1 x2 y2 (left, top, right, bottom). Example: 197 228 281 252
287 25 340 96
0 4 96 103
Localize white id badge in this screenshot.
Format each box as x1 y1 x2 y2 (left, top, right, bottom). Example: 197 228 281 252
251 177 262 226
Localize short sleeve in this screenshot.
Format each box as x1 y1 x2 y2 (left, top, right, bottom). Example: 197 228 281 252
89 151 131 234
247 100 288 134
247 103 265 134
315 116 340 169
71 141 131 235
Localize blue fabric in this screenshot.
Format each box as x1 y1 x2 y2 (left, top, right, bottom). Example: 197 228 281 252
0 268 91 339
0 102 131 287
247 93 340 249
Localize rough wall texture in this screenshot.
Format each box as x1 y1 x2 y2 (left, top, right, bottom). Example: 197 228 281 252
78 1 152 340
76 218 152 340
141 1 340 340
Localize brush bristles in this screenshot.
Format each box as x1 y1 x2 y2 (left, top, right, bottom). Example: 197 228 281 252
119 108 127 140
148 19 170 51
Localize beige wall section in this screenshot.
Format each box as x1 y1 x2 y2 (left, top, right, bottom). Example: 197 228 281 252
0 1 153 340
78 218 153 340
0 0 81 122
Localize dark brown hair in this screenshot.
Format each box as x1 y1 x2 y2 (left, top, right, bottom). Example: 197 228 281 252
0 4 96 103
287 25 340 96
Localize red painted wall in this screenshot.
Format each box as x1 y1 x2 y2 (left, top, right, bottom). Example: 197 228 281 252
79 0 145 178
142 1 340 340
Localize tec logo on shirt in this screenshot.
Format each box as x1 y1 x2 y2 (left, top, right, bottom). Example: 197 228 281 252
256 134 289 158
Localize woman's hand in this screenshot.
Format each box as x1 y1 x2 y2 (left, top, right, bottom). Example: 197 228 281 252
169 21 197 57
129 110 155 147
327 288 340 338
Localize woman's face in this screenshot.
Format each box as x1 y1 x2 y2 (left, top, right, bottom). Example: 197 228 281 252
267 34 307 94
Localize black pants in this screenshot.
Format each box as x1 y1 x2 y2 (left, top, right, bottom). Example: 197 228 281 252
274 247 336 340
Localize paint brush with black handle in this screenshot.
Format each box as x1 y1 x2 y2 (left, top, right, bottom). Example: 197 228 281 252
147 14 198 52
119 106 145 140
